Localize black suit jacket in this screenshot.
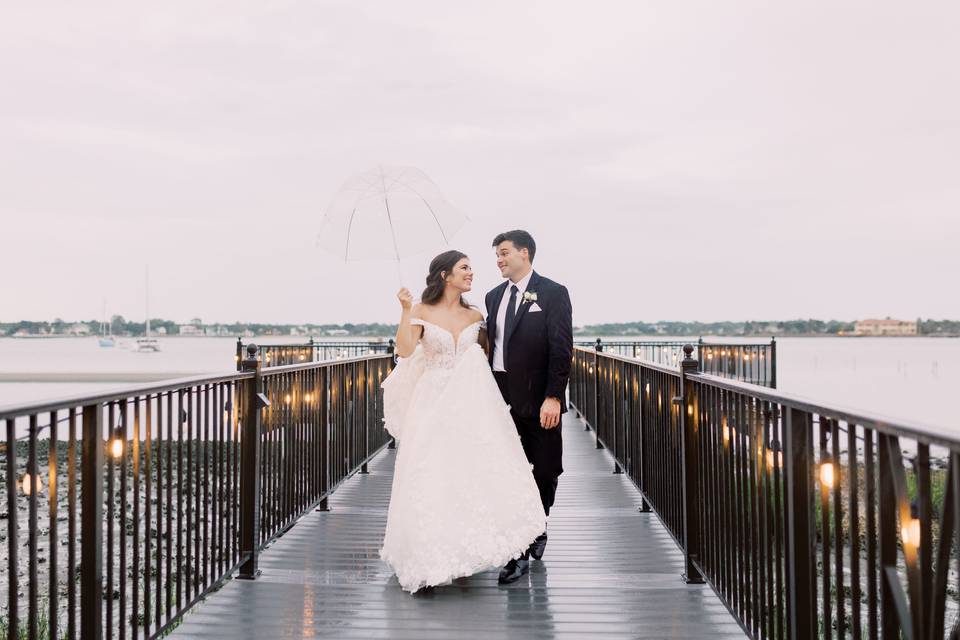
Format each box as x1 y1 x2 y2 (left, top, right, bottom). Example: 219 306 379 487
485 271 573 418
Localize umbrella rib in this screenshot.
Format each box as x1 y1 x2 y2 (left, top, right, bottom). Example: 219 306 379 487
403 183 455 243
380 171 402 262
344 206 359 261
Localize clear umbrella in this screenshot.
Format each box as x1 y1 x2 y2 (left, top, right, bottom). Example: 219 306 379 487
317 166 468 281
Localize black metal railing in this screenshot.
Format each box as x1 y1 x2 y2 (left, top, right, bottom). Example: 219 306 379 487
0 347 392 640
571 344 960 639
576 338 777 387
235 338 394 369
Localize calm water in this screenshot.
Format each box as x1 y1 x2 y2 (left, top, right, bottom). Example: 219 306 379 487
0 336 957 434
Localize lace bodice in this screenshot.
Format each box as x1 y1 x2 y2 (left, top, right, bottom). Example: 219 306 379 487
410 319 483 370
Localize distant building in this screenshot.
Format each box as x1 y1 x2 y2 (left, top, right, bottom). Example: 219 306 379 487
854 318 918 336
68 323 92 336
155 326 168 336
326 329 349 336
179 324 203 336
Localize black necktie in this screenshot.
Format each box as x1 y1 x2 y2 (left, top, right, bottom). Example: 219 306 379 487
504 285 519 364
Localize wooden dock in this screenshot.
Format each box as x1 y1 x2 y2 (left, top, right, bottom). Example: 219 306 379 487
171 412 746 639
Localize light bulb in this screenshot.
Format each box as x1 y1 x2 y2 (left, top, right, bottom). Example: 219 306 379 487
902 517 921 548
21 473 39 495
111 438 124 459
766 449 782 468
820 461 835 488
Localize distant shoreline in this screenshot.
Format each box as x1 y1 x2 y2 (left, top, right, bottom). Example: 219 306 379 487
1 334 957 340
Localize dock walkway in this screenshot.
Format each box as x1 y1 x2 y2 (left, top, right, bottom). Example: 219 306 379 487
172 412 746 639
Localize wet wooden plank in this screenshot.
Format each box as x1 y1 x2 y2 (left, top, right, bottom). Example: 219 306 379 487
172 412 746 639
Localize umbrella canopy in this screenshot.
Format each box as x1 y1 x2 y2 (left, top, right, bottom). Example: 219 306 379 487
317 166 468 263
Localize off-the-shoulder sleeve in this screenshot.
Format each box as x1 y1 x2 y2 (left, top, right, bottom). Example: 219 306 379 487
381 345 425 443
409 318 425 326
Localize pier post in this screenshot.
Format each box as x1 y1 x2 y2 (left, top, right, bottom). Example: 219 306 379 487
594 339 603 444
770 336 778 389
80 403 104 639
361 360 370 474
387 340 397 449
784 407 816 638
679 344 704 583
239 344 263 579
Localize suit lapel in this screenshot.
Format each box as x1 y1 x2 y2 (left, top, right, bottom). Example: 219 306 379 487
488 281 509 344
505 271 540 347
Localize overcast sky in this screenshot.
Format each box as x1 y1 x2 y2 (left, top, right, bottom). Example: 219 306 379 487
2 1 958 326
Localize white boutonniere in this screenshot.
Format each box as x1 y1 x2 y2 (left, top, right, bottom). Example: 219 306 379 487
522 291 538 304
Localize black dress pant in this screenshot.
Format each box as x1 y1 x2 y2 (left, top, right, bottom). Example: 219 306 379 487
494 372 563 516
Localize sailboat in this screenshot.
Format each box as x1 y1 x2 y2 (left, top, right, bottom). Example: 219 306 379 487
136 267 160 353
98 299 115 347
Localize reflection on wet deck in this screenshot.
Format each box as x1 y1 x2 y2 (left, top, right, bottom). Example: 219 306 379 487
171 413 746 639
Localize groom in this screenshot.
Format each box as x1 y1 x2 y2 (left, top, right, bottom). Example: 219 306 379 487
485 230 573 584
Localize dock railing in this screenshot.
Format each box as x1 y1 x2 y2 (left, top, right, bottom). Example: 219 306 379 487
571 343 960 639
235 338 394 369
0 345 392 640
576 337 777 387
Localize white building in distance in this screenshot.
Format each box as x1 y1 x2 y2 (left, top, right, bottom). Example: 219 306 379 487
179 324 203 336
854 318 919 336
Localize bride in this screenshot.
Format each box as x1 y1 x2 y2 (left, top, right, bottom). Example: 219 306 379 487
379 249 546 593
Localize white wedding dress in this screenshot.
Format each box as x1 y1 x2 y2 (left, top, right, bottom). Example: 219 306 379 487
379 318 547 592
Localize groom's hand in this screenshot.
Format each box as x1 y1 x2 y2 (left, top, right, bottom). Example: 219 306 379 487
540 397 561 429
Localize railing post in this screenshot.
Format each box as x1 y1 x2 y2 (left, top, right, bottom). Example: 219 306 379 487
387 340 397 449
238 344 263 579
679 344 704 584
235 337 243 372
784 407 816 639
770 337 778 389
360 360 370 474
594 340 603 446
80 402 103 639
308 336 315 363
613 359 622 474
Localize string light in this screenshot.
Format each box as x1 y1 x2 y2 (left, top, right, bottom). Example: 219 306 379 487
285 394 292 404
111 437 124 459
21 473 40 495
819 460 835 488
902 504 921 548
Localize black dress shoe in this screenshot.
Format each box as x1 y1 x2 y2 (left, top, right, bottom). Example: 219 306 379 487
498 557 530 584
529 531 548 560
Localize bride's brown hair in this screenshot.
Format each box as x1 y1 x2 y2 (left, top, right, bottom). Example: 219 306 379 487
420 250 472 309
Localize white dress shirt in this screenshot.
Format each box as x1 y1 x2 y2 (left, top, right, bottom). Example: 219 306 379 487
492 270 533 372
